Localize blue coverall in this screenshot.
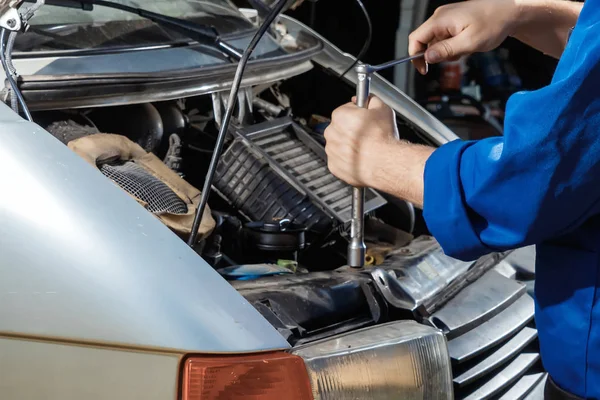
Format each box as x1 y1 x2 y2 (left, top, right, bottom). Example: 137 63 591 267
423 0 600 397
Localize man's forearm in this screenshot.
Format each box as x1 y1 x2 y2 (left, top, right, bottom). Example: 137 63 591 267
369 141 435 209
513 0 583 58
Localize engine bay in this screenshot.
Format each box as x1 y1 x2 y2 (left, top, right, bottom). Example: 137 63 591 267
29 59 536 358
35 66 426 271
21 34 542 399
27 64 473 339
0 0 548 396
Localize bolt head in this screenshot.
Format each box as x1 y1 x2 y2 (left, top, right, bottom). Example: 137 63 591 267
6 19 16 28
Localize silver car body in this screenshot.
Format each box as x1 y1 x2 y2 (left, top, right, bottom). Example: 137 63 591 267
0 7 540 400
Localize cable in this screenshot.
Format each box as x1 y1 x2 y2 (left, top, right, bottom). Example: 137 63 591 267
1 29 32 121
339 0 372 80
5 31 17 77
187 0 290 246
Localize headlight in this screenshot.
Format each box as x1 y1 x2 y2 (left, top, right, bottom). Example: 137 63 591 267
291 321 453 400
180 321 452 400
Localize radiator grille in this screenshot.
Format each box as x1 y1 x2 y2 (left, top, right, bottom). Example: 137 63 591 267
100 161 188 215
429 270 544 399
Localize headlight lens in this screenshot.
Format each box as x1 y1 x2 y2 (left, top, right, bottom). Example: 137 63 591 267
291 321 453 400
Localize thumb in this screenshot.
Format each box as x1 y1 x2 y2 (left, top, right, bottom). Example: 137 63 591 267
425 33 470 64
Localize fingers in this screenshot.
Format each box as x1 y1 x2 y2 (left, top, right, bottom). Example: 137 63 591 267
352 94 375 108
408 31 429 75
336 97 388 115
324 123 366 187
408 4 475 70
366 96 387 110
411 58 428 76
331 101 357 121
425 28 473 64
409 18 438 56
409 17 440 75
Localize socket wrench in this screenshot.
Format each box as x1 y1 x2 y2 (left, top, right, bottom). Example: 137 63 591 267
348 53 425 268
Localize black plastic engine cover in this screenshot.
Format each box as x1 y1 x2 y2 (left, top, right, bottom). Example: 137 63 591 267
233 272 386 345
214 137 332 233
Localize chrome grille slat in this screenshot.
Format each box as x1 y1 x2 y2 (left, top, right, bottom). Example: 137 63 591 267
431 270 526 339
422 252 543 399
448 295 535 364
499 373 546 400
523 374 547 400
462 353 540 400
454 326 538 387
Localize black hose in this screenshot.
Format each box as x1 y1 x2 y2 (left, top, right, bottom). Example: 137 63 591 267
187 0 290 246
339 0 372 80
1 29 32 121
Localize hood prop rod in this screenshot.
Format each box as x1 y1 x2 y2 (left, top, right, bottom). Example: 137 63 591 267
187 0 291 247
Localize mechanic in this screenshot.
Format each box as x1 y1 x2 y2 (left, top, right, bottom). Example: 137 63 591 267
324 0 598 398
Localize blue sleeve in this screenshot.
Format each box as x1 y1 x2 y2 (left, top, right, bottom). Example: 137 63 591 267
423 12 600 261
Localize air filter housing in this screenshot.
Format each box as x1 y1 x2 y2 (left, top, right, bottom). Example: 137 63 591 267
214 118 386 234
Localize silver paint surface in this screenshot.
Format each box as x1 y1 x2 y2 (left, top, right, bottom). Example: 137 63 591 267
0 337 181 400
0 102 289 352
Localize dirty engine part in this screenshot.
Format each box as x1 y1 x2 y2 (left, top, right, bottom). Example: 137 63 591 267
214 117 387 236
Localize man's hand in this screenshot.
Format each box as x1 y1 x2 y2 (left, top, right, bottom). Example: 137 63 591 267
410 0 520 74
325 97 434 208
410 0 583 74
324 96 399 188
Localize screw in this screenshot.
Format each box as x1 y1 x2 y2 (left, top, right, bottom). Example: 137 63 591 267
6 19 16 28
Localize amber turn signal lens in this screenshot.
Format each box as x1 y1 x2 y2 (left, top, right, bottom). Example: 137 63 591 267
181 352 314 400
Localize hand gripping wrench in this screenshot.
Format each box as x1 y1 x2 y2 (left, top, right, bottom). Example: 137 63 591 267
348 53 425 268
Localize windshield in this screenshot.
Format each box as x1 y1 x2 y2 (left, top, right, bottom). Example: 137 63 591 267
14 0 255 53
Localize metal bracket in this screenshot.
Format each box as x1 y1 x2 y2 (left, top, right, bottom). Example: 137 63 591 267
211 87 254 127
0 0 45 32
0 1 23 31
370 268 418 311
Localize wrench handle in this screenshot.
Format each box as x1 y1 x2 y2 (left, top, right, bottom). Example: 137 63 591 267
348 64 371 268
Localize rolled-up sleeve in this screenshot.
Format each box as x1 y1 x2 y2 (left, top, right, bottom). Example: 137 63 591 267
423 26 600 261
423 139 491 260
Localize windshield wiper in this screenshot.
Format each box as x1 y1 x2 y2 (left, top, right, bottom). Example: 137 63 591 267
24 0 243 60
